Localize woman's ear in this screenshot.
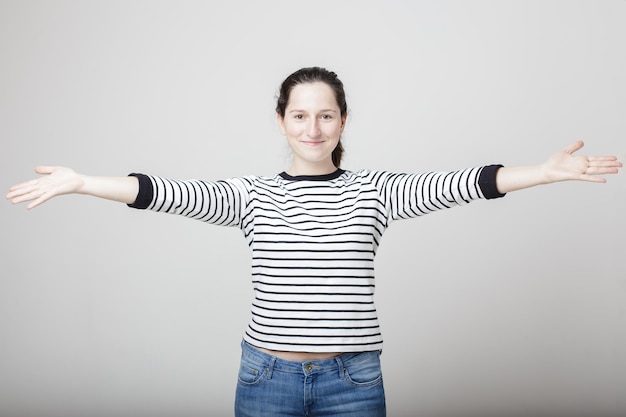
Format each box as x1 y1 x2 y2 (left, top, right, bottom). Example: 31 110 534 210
340 114 347 133
276 113 286 135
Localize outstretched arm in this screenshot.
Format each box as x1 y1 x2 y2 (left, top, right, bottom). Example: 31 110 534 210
6 166 138 209
495 141 622 194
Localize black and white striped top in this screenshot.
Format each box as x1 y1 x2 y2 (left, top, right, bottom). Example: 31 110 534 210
129 165 504 352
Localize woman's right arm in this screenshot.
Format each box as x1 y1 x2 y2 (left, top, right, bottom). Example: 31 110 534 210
6 166 138 209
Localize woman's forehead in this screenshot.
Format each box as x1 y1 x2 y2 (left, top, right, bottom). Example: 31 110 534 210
287 82 338 109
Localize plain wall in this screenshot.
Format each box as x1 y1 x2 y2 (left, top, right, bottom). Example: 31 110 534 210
1 1 625 416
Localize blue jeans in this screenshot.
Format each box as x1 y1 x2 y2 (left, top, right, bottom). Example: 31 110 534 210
235 341 386 417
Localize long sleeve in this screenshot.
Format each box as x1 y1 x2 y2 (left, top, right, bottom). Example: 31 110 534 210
127 173 254 228
368 165 505 222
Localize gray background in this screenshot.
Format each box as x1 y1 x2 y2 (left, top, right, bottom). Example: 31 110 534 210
1 1 625 416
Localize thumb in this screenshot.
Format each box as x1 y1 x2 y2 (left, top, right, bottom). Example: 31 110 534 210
35 165 57 175
564 140 584 155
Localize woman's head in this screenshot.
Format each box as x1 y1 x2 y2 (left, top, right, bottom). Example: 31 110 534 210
276 67 348 170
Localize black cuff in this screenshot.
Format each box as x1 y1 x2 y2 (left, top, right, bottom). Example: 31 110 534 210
478 165 506 199
127 173 153 209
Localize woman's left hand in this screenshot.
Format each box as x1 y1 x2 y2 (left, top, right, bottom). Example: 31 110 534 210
541 140 621 184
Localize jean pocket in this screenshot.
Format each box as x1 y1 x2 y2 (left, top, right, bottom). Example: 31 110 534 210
343 352 383 387
237 361 266 386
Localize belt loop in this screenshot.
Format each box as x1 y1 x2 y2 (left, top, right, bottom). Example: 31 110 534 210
266 356 276 380
335 355 345 380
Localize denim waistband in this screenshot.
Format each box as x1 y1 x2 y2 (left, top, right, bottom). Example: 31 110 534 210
240 340 379 377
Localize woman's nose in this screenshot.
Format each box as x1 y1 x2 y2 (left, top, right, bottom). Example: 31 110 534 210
307 120 321 137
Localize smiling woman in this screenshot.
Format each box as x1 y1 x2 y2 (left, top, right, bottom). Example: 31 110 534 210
5 66 622 417
276 67 347 175
278 81 345 176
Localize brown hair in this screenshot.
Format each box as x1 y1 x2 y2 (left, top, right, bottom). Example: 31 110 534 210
276 67 348 168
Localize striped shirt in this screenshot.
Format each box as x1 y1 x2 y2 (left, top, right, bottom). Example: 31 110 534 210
129 165 504 352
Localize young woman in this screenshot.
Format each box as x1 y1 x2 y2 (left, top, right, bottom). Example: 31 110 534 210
7 67 622 417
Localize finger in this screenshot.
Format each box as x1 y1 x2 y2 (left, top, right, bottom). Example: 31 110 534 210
27 195 49 210
8 178 40 193
9 187 45 204
585 167 621 176
587 156 622 166
577 173 608 183
565 140 585 154
587 161 622 170
35 166 57 175
7 183 40 199
6 188 21 199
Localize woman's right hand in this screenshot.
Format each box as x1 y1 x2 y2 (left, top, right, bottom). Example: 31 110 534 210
6 166 85 209
7 166 140 209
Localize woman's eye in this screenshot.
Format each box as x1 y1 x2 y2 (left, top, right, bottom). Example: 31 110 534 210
321 114 333 120
293 114 304 120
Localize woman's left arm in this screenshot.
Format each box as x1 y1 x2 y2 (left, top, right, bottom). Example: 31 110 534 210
495 141 622 194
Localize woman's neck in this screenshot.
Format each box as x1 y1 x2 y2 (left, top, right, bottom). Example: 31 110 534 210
286 161 338 177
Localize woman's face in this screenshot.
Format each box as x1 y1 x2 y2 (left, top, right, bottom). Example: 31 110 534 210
278 82 346 175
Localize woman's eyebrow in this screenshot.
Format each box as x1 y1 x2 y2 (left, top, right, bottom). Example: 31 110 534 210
288 108 338 113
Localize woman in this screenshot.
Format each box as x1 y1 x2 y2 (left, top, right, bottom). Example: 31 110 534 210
6 67 621 417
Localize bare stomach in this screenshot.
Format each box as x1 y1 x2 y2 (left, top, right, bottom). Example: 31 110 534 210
256 346 342 361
